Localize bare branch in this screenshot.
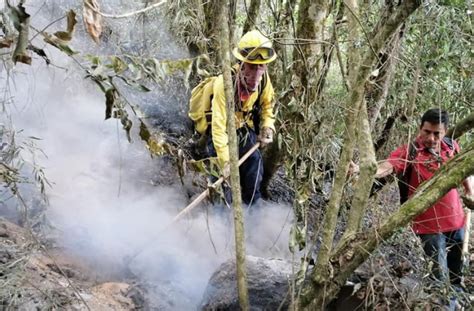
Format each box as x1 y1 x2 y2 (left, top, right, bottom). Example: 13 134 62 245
84 0 166 19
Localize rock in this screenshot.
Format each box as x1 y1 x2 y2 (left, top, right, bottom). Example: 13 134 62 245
125 284 147 310
0 218 27 243
200 256 292 310
85 282 136 310
0 249 12 264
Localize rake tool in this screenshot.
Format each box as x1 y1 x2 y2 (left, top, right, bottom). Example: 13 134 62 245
124 142 261 266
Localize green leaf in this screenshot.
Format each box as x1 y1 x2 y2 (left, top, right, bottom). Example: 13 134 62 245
188 159 208 174
115 75 151 92
85 54 101 68
53 31 72 41
43 35 78 56
139 121 151 142
28 44 51 65
7 2 30 32
109 56 128 74
161 58 193 75
120 112 132 142
91 64 105 77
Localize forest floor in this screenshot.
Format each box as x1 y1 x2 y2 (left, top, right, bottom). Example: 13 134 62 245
0 218 144 310
1 182 473 310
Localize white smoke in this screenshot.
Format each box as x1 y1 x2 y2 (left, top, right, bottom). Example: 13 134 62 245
1 1 294 308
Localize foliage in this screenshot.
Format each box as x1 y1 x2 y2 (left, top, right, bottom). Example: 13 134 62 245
83 53 202 149
42 10 78 56
1 0 473 309
375 1 473 155
0 124 51 227
0 3 73 227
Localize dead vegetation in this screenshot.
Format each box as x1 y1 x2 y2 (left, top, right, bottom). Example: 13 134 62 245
0 218 144 310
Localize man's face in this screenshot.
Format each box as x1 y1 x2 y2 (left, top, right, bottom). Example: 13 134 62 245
240 63 267 92
418 121 446 149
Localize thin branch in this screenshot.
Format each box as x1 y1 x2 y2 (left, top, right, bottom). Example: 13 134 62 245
274 37 332 45
84 0 167 19
333 19 349 91
29 15 66 41
342 0 380 64
396 53 473 108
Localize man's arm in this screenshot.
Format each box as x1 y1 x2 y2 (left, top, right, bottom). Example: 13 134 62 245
374 160 394 178
461 176 474 210
463 176 473 197
349 160 394 178
349 145 406 178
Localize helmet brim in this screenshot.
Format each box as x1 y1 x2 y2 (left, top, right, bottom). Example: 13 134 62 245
232 48 277 65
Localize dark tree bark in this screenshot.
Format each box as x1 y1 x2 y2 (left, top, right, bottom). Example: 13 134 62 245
293 0 329 102
243 0 261 33
374 109 403 152
303 0 423 308
203 0 224 65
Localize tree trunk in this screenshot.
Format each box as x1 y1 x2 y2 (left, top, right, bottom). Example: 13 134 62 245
269 0 297 90
302 141 474 309
311 0 362 286
306 0 422 308
217 2 249 310
341 103 377 239
373 109 402 152
260 0 297 198
293 0 329 103
243 0 261 33
315 3 344 100
204 0 224 65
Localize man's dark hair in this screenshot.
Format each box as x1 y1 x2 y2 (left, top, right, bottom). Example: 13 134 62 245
420 108 449 128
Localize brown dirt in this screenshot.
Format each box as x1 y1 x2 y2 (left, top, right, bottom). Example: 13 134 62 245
0 218 143 310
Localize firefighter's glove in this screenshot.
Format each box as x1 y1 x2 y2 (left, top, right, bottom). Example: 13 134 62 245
220 162 230 178
461 194 474 210
258 127 274 147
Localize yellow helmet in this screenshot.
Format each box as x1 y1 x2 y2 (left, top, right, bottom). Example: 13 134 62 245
232 30 277 65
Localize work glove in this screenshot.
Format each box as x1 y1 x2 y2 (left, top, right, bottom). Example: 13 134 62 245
221 163 230 178
216 157 230 178
258 127 274 147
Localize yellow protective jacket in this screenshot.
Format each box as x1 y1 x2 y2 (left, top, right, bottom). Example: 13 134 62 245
211 71 275 165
